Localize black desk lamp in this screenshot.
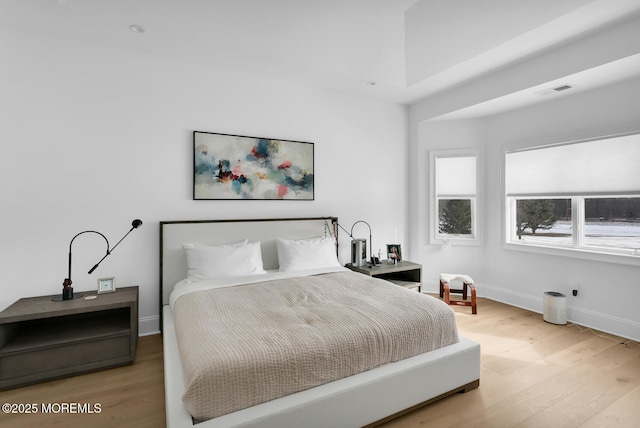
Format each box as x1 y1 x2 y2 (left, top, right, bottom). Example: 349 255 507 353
337 220 372 267
59 219 142 301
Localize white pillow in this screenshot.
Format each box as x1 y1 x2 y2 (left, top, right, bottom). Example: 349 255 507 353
276 236 341 272
182 240 266 280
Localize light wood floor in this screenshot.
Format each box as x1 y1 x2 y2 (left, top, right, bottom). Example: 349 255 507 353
381 298 640 428
1 298 638 427
0 334 166 428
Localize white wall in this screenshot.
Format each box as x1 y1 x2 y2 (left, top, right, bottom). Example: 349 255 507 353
0 27 408 334
410 76 640 341
411 119 489 276
483 77 640 340
408 13 640 341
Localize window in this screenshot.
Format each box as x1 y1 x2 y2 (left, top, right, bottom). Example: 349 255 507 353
431 151 480 244
514 198 572 246
584 197 640 252
505 133 640 260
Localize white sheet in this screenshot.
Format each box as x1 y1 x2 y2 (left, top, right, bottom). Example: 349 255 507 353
169 266 348 309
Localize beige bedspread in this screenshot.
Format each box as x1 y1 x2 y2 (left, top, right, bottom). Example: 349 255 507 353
172 270 459 422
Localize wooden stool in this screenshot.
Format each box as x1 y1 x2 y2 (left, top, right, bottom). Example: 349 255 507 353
439 273 477 314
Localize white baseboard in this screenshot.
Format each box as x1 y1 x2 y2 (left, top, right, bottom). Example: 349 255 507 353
422 280 639 342
139 315 160 336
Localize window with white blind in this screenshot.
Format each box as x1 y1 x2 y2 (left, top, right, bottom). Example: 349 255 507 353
505 132 640 261
430 151 480 244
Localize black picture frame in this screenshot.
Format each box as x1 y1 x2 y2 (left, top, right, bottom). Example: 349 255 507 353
193 131 314 200
386 244 402 262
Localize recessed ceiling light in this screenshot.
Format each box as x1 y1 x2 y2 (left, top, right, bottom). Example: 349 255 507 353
129 24 145 34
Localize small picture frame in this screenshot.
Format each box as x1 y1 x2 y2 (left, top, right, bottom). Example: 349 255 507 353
97 277 116 294
386 244 402 262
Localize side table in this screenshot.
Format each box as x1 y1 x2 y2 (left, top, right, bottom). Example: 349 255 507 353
346 261 422 292
0 286 138 390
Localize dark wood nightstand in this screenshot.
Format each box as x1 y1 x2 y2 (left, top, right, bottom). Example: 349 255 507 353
0 286 138 390
346 261 422 292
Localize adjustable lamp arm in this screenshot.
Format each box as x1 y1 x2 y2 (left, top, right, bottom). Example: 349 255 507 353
61 219 142 300
336 222 353 238
88 219 143 274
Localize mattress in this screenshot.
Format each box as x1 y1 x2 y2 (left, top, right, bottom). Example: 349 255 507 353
170 268 459 422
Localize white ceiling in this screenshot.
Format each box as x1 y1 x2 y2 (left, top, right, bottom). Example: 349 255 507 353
3 0 640 112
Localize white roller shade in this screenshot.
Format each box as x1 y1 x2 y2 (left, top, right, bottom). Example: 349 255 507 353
436 156 476 195
506 133 640 196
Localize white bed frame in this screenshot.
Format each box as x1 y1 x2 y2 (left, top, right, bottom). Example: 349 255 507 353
160 217 480 428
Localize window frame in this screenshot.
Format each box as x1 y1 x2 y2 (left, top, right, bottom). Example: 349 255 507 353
430 149 481 246
503 132 640 266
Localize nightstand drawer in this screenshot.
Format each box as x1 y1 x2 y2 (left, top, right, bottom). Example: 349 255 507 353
0 334 131 383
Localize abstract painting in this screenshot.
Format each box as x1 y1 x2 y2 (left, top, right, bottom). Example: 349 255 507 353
194 131 314 200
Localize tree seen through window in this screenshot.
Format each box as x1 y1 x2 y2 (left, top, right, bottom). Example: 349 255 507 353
439 199 472 235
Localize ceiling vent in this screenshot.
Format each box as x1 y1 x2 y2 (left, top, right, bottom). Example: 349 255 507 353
553 84 572 92
535 84 574 96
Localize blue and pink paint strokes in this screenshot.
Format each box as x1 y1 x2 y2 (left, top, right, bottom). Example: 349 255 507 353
194 134 314 200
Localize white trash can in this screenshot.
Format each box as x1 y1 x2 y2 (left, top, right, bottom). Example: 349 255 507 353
543 291 567 325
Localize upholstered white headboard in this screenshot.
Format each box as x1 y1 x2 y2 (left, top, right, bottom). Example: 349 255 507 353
159 217 338 309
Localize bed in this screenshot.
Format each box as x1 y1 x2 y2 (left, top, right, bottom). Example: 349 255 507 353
161 217 480 427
